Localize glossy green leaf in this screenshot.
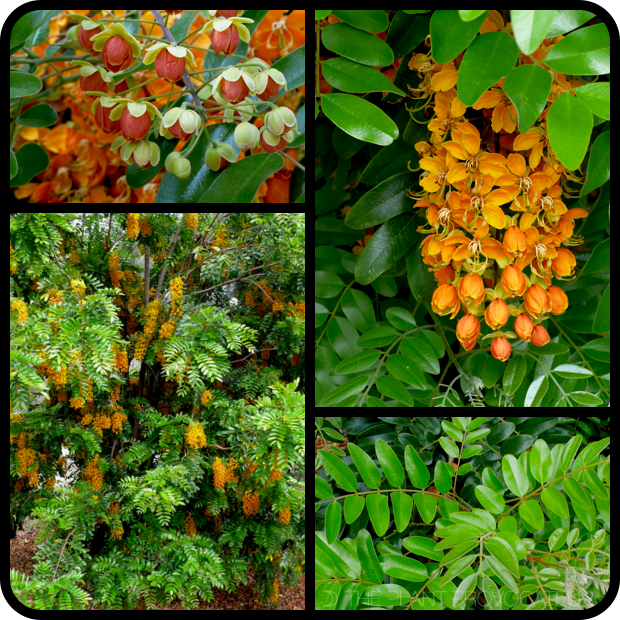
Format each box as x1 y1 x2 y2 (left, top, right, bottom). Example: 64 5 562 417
413 492 437 524
366 396 388 407
475 485 506 515
315 10 332 20
326 501 342 543
316 546 337 578
400 335 441 375
457 31 520 107
320 376 370 408
530 439 553 484
482 467 504 494
485 555 519 594
403 536 444 562
357 528 384 585
544 23 610 75
357 326 399 348
424 580 458 609
519 499 545 531
502 454 530 498
502 64 552 134
315 475 334 499
334 350 381 375
376 375 414 407
315 271 345 299
344 495 366 524
575 82 610 120
488 422 516 445
467 427 491 443
439 540 479 568
580 131 610 196
485 537 519 577
563 476 592 509
348 443 382 489
584 468 609 499
379 554 428 582
391 492 413 532
442 420 464 442
453 573 478 608
430 10 487 64
549 527 568 551
405 445 431 489
434 461 453 495
434 532 479 551
316 531 361 579
319 449 358 492
439 554 477 586
439 437 460 459
462 445 482 459
459 10 487 22
331 9 390 33
322 93 399 146
559 434 582 472
547 92 593 170
366 492 390 536
316 581 341 610
571 493 597 531
510 10 556 55
545 10 595 38
406 245 437 303
375 439 405 487
385 354 426 390
322 57 406 96
336 582 364 610
436 522 486 538
359 584 411 607
481 574 502 610
322 22 393 66
541 486 570 519
467 417 489 432
355 213 418 285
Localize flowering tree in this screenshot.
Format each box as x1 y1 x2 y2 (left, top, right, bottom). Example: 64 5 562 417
10 212 306 609
10 10 306 203
315 9 610 407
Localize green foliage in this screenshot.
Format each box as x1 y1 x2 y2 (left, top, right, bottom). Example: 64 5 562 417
315 416 610 610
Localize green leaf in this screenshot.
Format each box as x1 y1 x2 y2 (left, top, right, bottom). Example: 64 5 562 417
467 417 489 432
366 493 390 536
391 492 413 532
462 445 482 459
334 350 381 375
549 527 568 551
580 131 610 196
331 9 390 33
336 582 364 610
322 57 406 96
322 22 392 66
401 335 441 375
10 143 50 187
481 574 502 610
583 469 609 499
316 582 341 610
547 92 593 170
430 10 487 64
376 375 414 407
357 326 399 348
559 434 582 472
475 485 506 515
375 439 405 487
575 82 610 120
386 307 417 331
322 93 399 146
404 445 430 489
406 244 437 303
344 495 366 523
449 512 493 533
467 427 491 443
437 522 486 538
545 10 596 38
519 499 545 531
434 461 453 494
502 65 552 134
563 476 592 509
315 98 319 119
366 396 388 407
502 454 530 497
439 540 479 568
319 449 358 492
458 10 487 22
442 420 464 442
413 492 437 524
355 213 418 285
530 439 552 484
316 532 361 579
510 10 556 55
385 355 427 390
348 443 382 489
315 10 332 20
523 375 549 407
541 486 570 519
315 475 334 499
544 23 610 75
484 537 520 577
457 31 520 107
316 546 337 578
403 536 444 562
439 554 477 586
359 584 411 607
379 554 428 582
315 271 345 299
485 555 519 594
357 528 384 584
320 377 369 407
453 573 478 608
439 437 460 459
326 501 342 543
434 532 479 550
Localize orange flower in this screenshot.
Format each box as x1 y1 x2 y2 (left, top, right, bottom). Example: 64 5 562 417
514 313 534 342
501 264 527 298
524 284 552 319
484 298 509 330
531 324 551 347
551 248 577 279
456 314 480 351
547 285 569 315
458 273 485 307
490 337 511 362
502 226 528 258
431 283 461 319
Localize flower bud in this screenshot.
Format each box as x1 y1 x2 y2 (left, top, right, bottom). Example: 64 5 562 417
155 48 186 83
458 273 485 307
531 324 550 347
212 24 240 56
165 10 183 14
484 298 509 330
503 226 527 257
102 35 134 73
221 74 249 104
490 337 511 362
514 313 534 342
265 106 297 137
551 248 576 278
501 264 527 298
94 99 120 134
234 122 260 151
524 284 552 319
205 142 237 172
431 283 461 319
216 10 239 18
165 152 191 179
456 314 480 351
546 285 569 315
131 140 160 169
162 109 202 141
259 127 289 153
80 71 109 96
120 105 151 142
78 22 103 54
256 74 281 102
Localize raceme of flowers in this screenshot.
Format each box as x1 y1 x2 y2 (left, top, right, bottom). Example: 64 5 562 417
186 421 208 450
408 10 588 363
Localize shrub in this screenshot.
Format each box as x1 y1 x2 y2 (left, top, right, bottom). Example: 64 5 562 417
315 416 610 610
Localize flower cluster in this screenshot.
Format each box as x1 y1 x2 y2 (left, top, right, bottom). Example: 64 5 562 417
408 11 588 362
83 455 104 491
11 299 28 324
186 422 207 450
186 213 199 231
114 345 129 373
243 490 261 517
127 213 141 239
184 513 198 538
159 321 176 340
279 508 291 525
70 278 86 295
170 277 184 319
213 457 228 489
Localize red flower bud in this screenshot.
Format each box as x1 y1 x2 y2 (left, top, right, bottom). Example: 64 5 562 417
155 48 186 83
530 324 551 347
221 76 248 104
168 119 193 141
216 10 239 18
165 10 183 14
95 103 120 134
514 313 534 342
120 107 151 142
212 26 240 55
102 35 134 73
490 337 511 362
80 72 108 96
260 131 288 154
78 25 103 54
257 75 280 102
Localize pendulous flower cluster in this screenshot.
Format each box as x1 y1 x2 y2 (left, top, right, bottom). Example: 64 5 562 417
408 11 588 362
186 422 207 450
213 457 228 489
243 490 261 516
